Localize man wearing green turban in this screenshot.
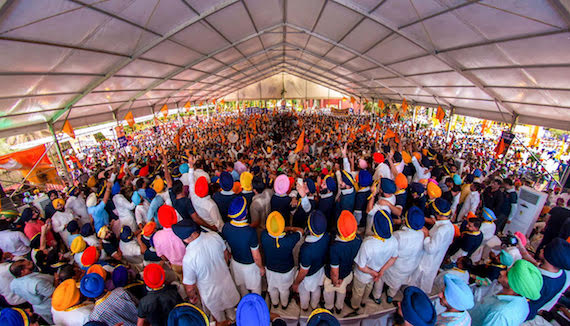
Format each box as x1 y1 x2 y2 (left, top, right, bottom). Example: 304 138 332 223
469 259 543 325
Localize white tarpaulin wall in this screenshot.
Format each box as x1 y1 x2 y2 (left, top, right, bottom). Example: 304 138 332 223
0 0 569 138
222 72 347 100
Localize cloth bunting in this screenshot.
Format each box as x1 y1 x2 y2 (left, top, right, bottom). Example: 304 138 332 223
294 130 305 153
124 111 135 127
62 119 75 139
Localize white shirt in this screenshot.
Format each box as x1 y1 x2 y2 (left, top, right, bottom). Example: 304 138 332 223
112 194 136 229
182 232 240 314
0 262 26 305
250 189 273 229
411 156 431 183
384 227 425 285
51 211 75 234
135 204 149 227
353 236 398 284
119 240 143 265
0 230 31 256
51 303 93 326
187 168 224 230
83 234 100 248
374 162 393 181
458 191 480 221
65 195 90 224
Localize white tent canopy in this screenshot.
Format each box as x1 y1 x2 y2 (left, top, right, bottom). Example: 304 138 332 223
222 72 348 101
0 0 569 138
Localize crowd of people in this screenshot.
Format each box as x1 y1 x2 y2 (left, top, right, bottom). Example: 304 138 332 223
0 111 569 326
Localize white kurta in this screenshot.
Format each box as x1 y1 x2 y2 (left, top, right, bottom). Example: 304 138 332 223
51 303 93 326
51 211 75 245
353 236 398 284
119 240 143 265
0 262 26 305
383 227 425 291
182 232 240 314
134 204 149 227
457 191 480 221
187 168 224 230
112 194 137 230
65 195 90 225
409 219 455 294
411 156 431 183
471 221 497 263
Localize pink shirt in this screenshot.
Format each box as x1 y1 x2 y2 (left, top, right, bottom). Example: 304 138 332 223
153 228 186 266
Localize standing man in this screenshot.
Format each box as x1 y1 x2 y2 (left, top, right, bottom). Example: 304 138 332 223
351 209 398 308
213 171 238 223
222 196 265 296
292 210 330 313
323 210 362 314
410 198 455 294
497 178 518 232
153 205 187 281
261 211 303 310
176 219 240 322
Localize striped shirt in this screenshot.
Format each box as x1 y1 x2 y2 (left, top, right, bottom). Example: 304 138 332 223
89 287 138 326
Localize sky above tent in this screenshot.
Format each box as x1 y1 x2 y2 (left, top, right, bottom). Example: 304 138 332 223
0 0 569 137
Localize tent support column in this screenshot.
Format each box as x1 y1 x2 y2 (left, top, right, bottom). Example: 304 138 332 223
446 107 455 141
47 122 71 185
412 105 417 124
509 114 518 132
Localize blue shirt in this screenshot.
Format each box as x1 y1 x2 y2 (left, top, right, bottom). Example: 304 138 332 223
169 189 196 221
221 222 258 265
527 269 568 320
338 190 356 214
354 189 370 212
317 193 335 223
270 194 292 224
300 233 330 276
213 192 237 223
88 201 109 232
469 294 529 326
325 235 362 280
261 230 301 273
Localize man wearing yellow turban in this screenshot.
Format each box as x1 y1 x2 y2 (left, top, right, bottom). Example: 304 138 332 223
51 279 94 325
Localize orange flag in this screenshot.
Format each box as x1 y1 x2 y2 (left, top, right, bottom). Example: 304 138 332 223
384 128 396 141
212 99 216 105
494 138 506 158
335 121 339 130
436 106 445 123
350 96 356 104
246 131 251 146
294 161 299 174
529 126 539 147
375 132 380 143
378 99 385 109
184 102 191 111
124 111 135 127
160 104 168 117
393 111 400 121
294 130 305 153
62 120 75 139
401 98 408 113
199 101 204 106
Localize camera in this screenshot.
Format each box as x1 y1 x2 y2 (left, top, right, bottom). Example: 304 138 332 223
499 232 518 246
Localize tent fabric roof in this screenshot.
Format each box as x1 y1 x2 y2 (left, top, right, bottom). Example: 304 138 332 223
0 0 569 137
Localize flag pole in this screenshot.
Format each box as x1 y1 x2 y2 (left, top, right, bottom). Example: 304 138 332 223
9 142 55 198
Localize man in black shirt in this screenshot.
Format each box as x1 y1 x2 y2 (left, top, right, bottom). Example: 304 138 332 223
138 264 183 326
482 178 504 217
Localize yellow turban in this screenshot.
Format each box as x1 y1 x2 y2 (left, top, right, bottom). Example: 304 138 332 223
87 176 97 188
97 225 110 239
240 172 253 192
70 236 86 254
266 211 285 248
402 151 412 164
52 198 65 209
52 279 80 311
427 182 442 199
152 177 165 193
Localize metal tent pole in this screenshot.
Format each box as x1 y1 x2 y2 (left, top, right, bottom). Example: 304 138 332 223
48 122 72 185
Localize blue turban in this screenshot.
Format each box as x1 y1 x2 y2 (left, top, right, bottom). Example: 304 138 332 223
325 176 336 192
410 182 425 195
167 303 208 326
83 322 108 326
67 185 79 197
146 188 157 200
401 286 436 326
111 181 121 196
219 172 234 191
373 210 393 239
179 163 189 174
20 208 33 223
465 174 474 183
66 220 79 233
228 196 247 221
380 178 396 195
452 174 462 185
236 294 270 326
473 169 482 177
0 308 29 326
80 273 105 298
131 191 141 206
120 226 134 242
421 156 432 168
341 170 355 188
305 178 316 194
211 176 219 184
482 207 496 221
500 250 514 267
172 219 199 240
433 198 451 216
308 210 327 236
405 206 425 230
443 274 474 311
112 265 128 288
544 238 570 270
307 308 340 326
81 223 94 237
358 170 373 187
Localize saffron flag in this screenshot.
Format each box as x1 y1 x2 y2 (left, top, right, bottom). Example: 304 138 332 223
494 138 506 158
378 99 385 109
294 130 305 153
436 106 445 123
350 96 356 104
384 128 396 141
246 131 251 146
294 161 299 174
401 98 408 113
124 111 135 127
62 120 75 139
529 126 540 147
0 145 60 185
160 104 168 117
